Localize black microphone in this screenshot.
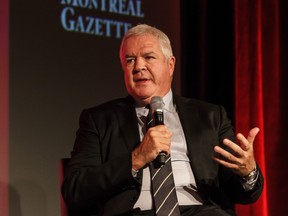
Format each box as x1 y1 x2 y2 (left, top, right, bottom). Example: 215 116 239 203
150 96 166 165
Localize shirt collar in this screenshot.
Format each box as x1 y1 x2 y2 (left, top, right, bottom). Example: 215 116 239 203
135 89 174 117
162 89 174 112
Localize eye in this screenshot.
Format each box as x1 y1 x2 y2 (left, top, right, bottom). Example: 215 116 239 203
145 55 156 61
126 57 135 64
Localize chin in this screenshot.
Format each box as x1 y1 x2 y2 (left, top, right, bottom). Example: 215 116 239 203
131 94 152 103
132 90 151 97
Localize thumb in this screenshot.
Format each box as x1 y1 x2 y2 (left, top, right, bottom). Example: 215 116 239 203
247 127 260 144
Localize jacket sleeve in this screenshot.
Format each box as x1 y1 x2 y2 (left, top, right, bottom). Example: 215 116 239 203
61 108 140 211
214 105 264 205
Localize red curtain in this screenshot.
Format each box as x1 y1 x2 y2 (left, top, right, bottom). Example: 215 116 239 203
234 0 287 215
0 0 9 215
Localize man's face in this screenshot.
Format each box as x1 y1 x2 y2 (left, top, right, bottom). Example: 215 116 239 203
120 34 175 104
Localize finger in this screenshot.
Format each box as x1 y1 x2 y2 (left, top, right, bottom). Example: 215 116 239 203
247 127 260 143
222 138 243 156
214 145 240 163
148 128 172 139
237 127 260 150
150 125 170 132
236 133 250 151
159 144 171 155
213 156 239 170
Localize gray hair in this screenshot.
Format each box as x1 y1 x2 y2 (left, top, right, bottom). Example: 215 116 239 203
119 24 174 62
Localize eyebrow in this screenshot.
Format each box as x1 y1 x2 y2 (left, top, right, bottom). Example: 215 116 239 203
125 54 135 59
143 51 157 56
125 51 157 58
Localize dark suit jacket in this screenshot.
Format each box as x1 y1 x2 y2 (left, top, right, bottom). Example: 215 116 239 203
62 94 264 216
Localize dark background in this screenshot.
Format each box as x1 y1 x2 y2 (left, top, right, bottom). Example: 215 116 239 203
181 0 234 120
7 0 288 215
8 1 181 216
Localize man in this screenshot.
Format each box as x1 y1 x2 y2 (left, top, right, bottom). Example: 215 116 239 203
62 24 264 216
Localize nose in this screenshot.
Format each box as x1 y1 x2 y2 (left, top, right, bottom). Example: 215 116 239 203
133 58 146 73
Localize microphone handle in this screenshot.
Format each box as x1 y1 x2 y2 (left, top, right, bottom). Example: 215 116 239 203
153 111 167 165
157 152 167 164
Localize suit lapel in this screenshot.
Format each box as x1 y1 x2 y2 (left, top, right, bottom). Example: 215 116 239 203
114 96 144 183
115 96 141 152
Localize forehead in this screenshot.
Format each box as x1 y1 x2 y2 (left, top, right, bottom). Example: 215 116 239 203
122 34 162 53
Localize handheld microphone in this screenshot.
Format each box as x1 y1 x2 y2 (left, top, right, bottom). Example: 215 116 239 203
150 96 166 164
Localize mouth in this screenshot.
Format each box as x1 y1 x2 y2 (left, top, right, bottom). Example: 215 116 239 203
134 77 150 83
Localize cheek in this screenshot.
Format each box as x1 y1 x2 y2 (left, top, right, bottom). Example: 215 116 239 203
157 70 171 83
123 69 131 79
124 72 133 86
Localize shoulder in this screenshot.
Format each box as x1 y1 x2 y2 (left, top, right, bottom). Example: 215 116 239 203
173 94 222 111
86 96 134 112
78 96 135 121
173 94 230 124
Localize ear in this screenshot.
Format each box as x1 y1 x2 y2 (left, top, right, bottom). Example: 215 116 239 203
168 56 176 77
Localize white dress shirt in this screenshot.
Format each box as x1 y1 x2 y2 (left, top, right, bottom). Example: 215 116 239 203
134 90 203 210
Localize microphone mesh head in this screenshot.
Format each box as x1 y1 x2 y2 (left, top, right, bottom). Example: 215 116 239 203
150 96 164 112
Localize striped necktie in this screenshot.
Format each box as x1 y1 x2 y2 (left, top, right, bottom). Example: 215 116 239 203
145 106 181 216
